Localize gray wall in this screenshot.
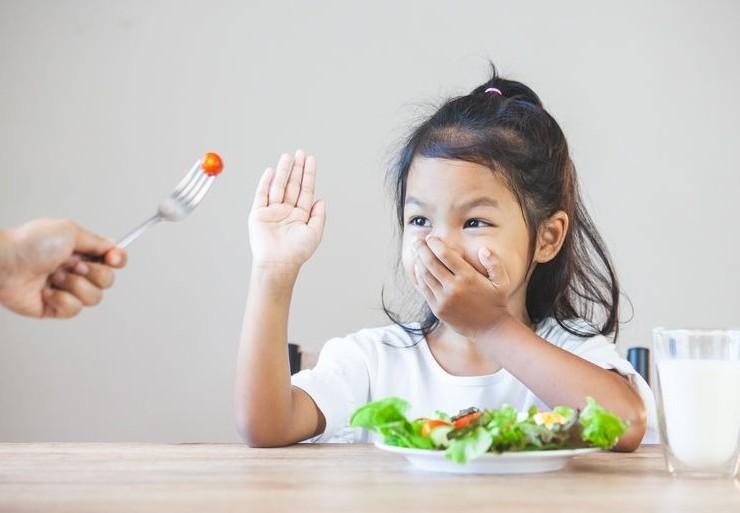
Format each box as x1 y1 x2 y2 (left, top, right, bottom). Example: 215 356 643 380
1 0 738 442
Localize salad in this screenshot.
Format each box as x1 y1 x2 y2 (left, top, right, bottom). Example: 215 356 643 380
350 397 628 464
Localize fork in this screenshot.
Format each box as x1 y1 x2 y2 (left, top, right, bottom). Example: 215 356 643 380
116 153 222 249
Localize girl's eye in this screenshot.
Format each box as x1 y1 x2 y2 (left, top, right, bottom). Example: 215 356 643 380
408 216 430 228
464 219 492 228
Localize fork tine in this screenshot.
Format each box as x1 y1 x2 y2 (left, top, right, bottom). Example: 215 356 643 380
171 159 202 197
190 176 216 208
185 176 215 209
176 170 208 202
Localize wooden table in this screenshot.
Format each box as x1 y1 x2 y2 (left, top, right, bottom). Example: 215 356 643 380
1 444 738 512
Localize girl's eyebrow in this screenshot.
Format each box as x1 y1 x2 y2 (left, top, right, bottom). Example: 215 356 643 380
404 196 426 207
404 196 499 209
459 197 499 209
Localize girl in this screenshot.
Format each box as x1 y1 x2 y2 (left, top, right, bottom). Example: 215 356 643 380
235 66 657 450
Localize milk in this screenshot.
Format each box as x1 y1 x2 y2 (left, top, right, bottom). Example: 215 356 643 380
658 359 740 468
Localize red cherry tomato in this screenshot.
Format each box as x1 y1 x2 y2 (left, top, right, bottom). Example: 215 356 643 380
452 412 481 429
202 152 223 176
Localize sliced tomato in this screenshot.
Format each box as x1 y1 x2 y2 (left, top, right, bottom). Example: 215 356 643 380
421 419 451 437
452 412 481 429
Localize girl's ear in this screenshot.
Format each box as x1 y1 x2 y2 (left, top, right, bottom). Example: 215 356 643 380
533 211 569 264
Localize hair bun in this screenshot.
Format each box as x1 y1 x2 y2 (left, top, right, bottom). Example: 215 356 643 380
472 63 543 108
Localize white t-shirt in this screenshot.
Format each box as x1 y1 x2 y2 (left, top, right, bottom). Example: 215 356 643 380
291 318 659 444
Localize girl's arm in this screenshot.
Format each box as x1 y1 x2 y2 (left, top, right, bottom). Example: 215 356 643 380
234 151 327 447
480 316 647 452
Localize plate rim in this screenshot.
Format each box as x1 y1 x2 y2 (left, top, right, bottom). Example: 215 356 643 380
373 440 602 459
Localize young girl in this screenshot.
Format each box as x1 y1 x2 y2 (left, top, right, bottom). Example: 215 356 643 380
235 66 657 450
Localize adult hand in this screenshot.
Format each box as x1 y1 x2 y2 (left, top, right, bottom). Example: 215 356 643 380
0 219 127 318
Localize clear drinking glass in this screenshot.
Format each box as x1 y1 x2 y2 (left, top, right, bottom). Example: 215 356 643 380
652 328 740 477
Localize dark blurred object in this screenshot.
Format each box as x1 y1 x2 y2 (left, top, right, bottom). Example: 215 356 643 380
288 343 302 375
627 347 650 385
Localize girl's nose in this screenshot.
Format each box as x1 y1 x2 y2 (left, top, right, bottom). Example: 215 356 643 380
427 230 463 255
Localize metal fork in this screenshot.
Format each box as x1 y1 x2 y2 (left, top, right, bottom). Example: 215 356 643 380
116 158 216 249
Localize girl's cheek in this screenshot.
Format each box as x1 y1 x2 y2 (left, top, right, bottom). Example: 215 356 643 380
402 235 424 262
401 244 417 282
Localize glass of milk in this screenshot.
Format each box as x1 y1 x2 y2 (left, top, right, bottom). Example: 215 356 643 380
652 328 740 477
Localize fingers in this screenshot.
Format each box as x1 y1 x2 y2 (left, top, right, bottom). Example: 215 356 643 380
268 153 294 204
42 253 123 317
41 288 83 319
412 241 443 297
415 261 442 294
262 150 316 211
252 167 275 211
296 154 317 212
307 200 327 236
60 253 83 270
413 240 453 284
414 261 439 302
425 237 467 275
70 261 116 289
478 247 509 289
50 270 103 307
103 247 127 269
283 149 305 207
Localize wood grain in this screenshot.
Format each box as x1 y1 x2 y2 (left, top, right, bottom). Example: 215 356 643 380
0 444 738 512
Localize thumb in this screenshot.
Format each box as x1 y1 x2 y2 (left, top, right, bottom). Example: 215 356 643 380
72 224 115 257
307 200 326 235
73 226 126 267
478 247 508 289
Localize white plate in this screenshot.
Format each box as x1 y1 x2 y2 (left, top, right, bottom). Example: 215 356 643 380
374 441 600 474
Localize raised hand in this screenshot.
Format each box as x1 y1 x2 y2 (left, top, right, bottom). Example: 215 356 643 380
248 150 326 271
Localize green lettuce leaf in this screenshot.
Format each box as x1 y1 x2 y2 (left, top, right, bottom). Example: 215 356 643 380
485 404 528 452
445 426 493 463
350 397 409 428
349 397 434 449
553 405 575 421
579 396 629 449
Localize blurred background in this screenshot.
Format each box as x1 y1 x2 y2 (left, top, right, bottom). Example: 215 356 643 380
1 0 738 442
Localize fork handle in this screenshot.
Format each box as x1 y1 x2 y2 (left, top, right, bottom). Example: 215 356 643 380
116 214 162 249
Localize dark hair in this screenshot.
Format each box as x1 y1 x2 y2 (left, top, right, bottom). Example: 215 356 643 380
382 64 621 342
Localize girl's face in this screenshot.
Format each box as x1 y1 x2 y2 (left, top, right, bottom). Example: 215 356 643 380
401 157 534 320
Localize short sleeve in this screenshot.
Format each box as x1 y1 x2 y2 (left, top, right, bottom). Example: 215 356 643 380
291 336 371 442
562 336 660 444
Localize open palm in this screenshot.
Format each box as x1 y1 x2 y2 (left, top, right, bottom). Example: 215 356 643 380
248 150 326 269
